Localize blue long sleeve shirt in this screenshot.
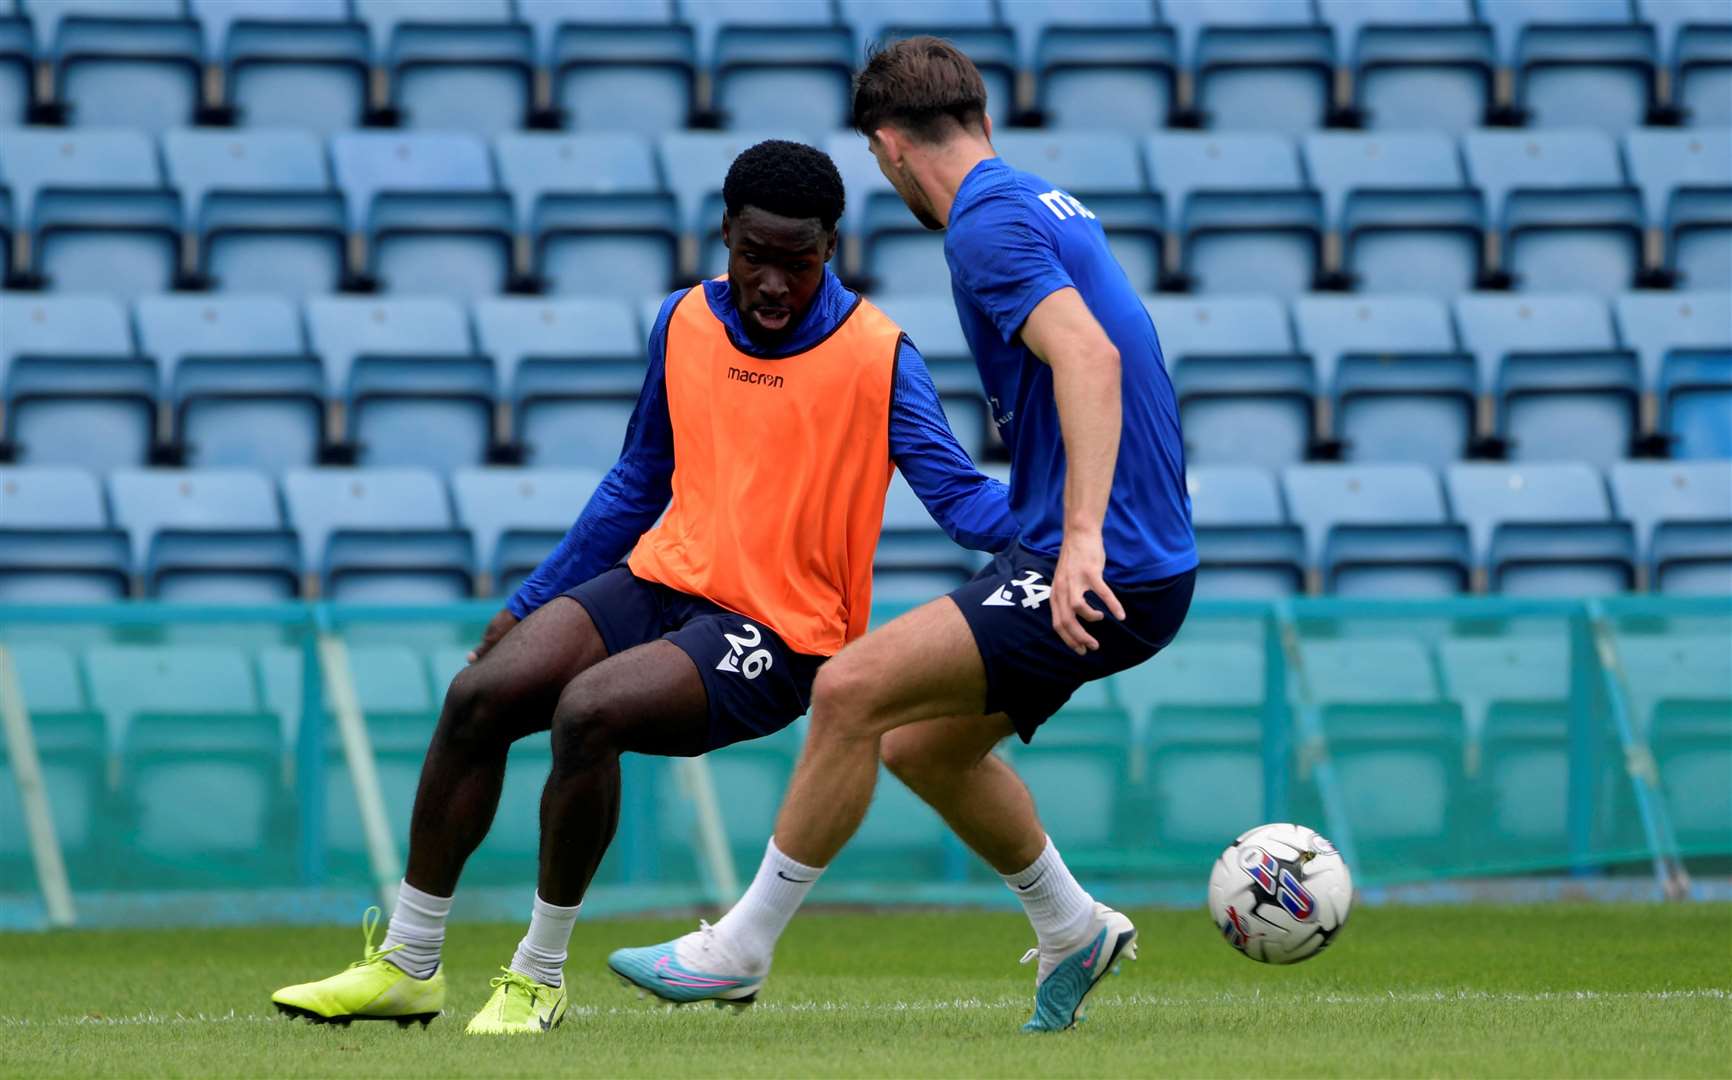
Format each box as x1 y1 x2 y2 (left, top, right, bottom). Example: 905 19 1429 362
507 271 1019 618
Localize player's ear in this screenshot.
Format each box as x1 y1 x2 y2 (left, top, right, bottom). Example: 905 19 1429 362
822 228 837 263
721 211 732 250
981 111 993 143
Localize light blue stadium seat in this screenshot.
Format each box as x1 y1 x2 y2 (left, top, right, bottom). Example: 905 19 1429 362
1293 295 1474 465
1185 465 1303 597
1645 0 1732 127
1003 682 1136 863
90 644 289 883
0 13 32 125
355 0 532 136
0 465 129 601
1615 633 1731 855
1625 129 1732 290
1445 462 1634 595
1145 133 1322 298
1463 130 1643 297
1001 0 1173 134
331 131 513 299
136 293 322 473
527 0 694 136
701 1 852 137
869 295 989 456
1145 295 1313 468
108 468 298 602
496 132 678 298
1479 0 1656 133
861 190 949 294
1454 293 1638 467
993 131 1162 291
163 128 346 299
1609 461 1732 595
193 0 369 135
283 467 475 602
1163 0 1335 134
1297 637 1464 867
874 472 979 601
32 0 203 133
1614 290 1732 459
0 292 154 472
307 296 494 472
0 645 105 875
451 466 601 593
1283 463 1468 596
838 0 1016 129
1319 0 1491 134
1301 132 1484 297
519 394 636 472
0 128 180 300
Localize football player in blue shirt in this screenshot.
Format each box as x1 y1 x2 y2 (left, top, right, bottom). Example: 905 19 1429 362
612 37 1197 1032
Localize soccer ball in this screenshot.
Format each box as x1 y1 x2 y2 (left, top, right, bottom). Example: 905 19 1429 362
1207 822 1352 964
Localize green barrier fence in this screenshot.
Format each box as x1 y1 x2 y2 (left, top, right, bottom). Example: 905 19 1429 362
0 596 1727 929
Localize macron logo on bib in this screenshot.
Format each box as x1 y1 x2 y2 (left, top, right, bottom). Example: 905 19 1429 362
727 366 784 389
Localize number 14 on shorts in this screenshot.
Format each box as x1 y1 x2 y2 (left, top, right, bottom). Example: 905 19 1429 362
982 570 1052 610
717 622 774 679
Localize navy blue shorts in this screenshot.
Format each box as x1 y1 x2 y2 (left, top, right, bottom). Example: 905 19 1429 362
951 545 1195 743
561 568 823 753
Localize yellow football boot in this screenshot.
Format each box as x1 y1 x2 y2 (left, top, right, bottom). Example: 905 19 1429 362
272 907 445 1027
464 968 568 1035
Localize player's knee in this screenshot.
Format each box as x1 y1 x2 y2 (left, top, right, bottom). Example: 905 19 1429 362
809 658 879 738
878 729 929 785
549 682 624 770
437 665 512 751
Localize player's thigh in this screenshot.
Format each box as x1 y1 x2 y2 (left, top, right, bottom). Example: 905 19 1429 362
812 595 990 734
880 713 1015 779
448 596 608 742
552 639 712 760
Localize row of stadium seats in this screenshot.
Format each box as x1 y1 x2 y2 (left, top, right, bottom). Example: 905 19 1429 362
0 460 1725 604
2 290 1725 473
0 1 1725 136
1 126 1727 300
6 625 1724 885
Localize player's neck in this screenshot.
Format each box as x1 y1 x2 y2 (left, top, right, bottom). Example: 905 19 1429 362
920 137 996 228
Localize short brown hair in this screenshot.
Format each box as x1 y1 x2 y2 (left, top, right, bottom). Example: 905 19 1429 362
851 36 988 142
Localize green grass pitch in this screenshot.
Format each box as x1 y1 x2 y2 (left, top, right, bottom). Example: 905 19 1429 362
2 904 1728 1078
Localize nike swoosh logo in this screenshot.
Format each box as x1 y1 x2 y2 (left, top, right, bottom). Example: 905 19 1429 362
539 1010 554 1031
1015 870 1046 891
776 870 813 883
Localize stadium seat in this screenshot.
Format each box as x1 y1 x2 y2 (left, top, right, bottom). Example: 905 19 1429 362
162 128 346 299
1185 465 1304 597
868 295 989 455
1444 462 1634 595
1609 461 1732 595
0 128 180 301
0 292 154 472
495 132 678 298
695 0 851 137
1614 633 1732 855
1478 0 1656 133
1454 294 1639 467
1000 0 1174 135
1463 131 1644 297
1293 295 1474 465
1638 0 1732 127
992 132 1162 292
1145 295 1313 468
282 467 475 602
1282 464 1469 596
873 472 981 604
0 12 33 125
1144 134 1323 298
135 293 323 473
0 645 105 875
33 0 203 133
191 0 370 135
354 0 533 137
107 468 298 602
1624 130 1732 291
1301 132 1484 297
837 0 1016 129
90 644 289 883
1613 290 1732 459
1004 681 1136 861
526 0 695 136
450 466 601 593
1318 0 1492 134
330 132 514 299
823 131 894 281
1297 637 1465 869
0 465 130 601
1161 0 1335 134
306 296 493 472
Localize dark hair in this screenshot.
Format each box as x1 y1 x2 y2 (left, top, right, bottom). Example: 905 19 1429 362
721 139 845 231
852 36 988 142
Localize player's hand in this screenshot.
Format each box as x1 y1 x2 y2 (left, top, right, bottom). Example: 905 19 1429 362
1051 529 1125 656
468 608 519 663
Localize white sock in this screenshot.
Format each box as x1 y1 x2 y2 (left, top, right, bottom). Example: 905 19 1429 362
1003 837 1095 950
711 838 825 969
509 894 581 987
383 880 451 979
